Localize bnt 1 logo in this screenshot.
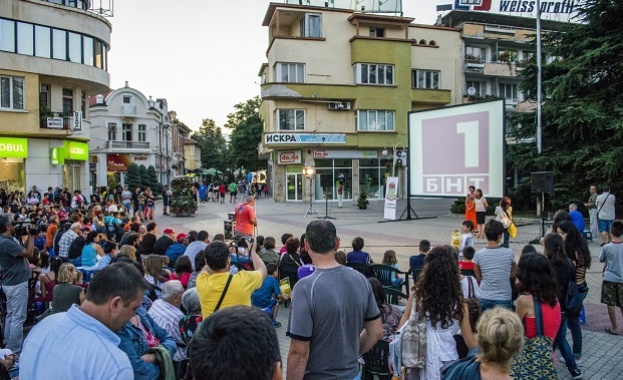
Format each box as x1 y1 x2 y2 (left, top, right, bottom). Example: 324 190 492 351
455 0 493 11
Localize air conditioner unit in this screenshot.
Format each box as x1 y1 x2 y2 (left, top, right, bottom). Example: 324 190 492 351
328 101 351 110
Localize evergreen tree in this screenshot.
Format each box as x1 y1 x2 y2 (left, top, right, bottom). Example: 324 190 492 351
126 163 142 192
147 165 162 194
138 165 150 190
509 0 623 212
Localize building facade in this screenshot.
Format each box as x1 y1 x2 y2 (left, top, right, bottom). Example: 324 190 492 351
0 0 111 195
88 84 174 187
259 1 461 202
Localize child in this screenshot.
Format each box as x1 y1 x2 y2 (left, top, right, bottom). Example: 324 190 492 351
279 233 293 255
459 220 475 258
251 264 287 327
459 246 476 272
409 240 430 271
382 250 404 287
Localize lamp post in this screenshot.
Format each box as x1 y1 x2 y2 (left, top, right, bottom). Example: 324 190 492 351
303 162 318 217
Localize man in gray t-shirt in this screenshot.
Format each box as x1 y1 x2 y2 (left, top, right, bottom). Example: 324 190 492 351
287 221 382 380
596 185 616 245
474 220 517 312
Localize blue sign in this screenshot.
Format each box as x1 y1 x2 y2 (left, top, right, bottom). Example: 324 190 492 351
264 133 346 145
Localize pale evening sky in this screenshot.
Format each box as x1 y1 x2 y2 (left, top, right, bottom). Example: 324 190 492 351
107 1 451 132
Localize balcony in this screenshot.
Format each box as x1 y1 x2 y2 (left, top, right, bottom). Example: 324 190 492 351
106 141 151 150
40 112 71 130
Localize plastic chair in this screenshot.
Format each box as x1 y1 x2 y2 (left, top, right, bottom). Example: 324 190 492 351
362 339 392 380
346 262 375 278
384 286 408 307
582 230 593 242
409 266 423 283
372 264 410 293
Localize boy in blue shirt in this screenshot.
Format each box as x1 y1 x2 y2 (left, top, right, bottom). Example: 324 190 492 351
252 263 286 327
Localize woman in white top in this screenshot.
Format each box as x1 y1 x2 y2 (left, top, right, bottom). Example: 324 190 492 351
398 246 477 380
474 189 488 239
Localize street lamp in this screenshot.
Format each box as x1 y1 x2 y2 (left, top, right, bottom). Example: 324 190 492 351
303 162 318 217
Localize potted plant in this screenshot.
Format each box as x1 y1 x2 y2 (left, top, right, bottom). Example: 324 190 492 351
357 191 369 210
169 177 197 216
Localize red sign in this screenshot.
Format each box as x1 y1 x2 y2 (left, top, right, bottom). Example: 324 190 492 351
107 154 131 172
278 150 302 165
314 150 329 158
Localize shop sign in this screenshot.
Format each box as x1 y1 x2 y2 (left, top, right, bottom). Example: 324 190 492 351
0 137 28 158
50 147 63 165
286 165 302 173
134 155 148 161
64 141 89 161
265 133 346 145
454 0 578 20
73 111 82 132
313 150 378 159
278 150 302 165
107 154 131 172
47 117 64 129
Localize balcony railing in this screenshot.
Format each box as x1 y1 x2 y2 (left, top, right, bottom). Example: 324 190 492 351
40 112 71 130
106 141 151 150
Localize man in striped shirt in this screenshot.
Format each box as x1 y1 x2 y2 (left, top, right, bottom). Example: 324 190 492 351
148 280 186 364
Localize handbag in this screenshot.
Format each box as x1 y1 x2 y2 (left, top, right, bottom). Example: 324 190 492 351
401 293 427 369
464 276 482 334
510 297 558 380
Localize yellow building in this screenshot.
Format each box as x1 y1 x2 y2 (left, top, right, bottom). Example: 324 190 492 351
183 138 202 172
259 1 461 202
0 0 111 195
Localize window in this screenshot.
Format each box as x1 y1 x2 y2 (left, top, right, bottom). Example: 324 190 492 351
80 92 86 116
465 46 485 62
275 63 305 83
122 123 133 141
17 22 34 55
496 49 517 63
0 76 24 110
62 88 73 114
83 36 93 66
35 26 51 58
277 109 305 131
39 84 50 110
108 123 117 140
68 32 82 63
369 28 385 37
138 124 146 142
357 110 395 131
300 13 321 38
0 19 16 52
498 83 518 101
122 95 132 104
355 63 394 85
466 81 484 97
52 29 66 60
413 70 440 89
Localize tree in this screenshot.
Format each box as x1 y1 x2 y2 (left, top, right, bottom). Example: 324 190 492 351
138 165 150 190
147 165 162 194
509 0 623 212
191 118 227 172
226 96 265 172
126 163 142 192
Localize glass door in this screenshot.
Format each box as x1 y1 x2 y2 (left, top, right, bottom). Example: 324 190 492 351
286 173 303 201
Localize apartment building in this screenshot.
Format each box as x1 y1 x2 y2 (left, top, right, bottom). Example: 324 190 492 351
0 0 111 194
259 1 462 202
89 83 174 187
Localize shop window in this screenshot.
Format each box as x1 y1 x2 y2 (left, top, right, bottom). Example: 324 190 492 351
0 159 25 194
0 76 24 110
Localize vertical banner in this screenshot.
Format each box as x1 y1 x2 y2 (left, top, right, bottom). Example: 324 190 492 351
383 176 399 220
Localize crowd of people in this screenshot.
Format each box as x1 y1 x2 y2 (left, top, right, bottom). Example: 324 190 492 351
0 182 619 380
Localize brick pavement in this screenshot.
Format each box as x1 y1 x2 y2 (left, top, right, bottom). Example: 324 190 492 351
156 196 623 378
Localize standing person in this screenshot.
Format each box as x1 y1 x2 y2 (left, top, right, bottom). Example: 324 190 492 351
584 185 598 238
599 221 623 336
218 182 226 204
20 263 146 379
286 220 383 380
121 185 132 214
132 186 141 219
144 188 155 221
45 215 59 255
196 240 266 317
464 185 478 232
234 196 257 239
199 182 207 206
474 220 517 312
568 203 585 233
474 188 488 239
543 233 582 379
557 220 591 364
162 186 172 216
228 180 238 203
494 196 513 248
596 185 616 246
0 214 35 354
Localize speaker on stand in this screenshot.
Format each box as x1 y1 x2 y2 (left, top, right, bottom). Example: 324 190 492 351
529 171 553 244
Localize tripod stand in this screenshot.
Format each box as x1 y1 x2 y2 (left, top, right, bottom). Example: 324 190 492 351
304 176 319 218
318 194 336 220
529 192 548 244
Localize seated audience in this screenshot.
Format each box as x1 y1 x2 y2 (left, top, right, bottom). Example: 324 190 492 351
52 263 85 313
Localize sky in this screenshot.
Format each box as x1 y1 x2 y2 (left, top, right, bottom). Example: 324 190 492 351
107 1 452 132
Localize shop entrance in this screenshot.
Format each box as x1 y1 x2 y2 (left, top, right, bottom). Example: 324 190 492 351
63 161 81 192
286 173 303 201
0 159 25 194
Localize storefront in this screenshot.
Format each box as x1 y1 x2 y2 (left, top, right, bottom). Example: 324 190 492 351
0 137 27 194
54 141 89 192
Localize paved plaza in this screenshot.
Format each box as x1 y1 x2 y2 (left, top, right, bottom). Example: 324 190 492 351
156 195 623 379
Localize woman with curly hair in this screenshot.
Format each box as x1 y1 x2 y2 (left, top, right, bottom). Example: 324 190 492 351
398 245 477 379
556 220 591 363
515 252 561 341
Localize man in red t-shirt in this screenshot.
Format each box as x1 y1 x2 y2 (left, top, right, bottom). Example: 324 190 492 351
234 196 257 237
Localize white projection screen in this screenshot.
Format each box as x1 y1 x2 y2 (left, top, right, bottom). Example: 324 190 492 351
409 100 505 198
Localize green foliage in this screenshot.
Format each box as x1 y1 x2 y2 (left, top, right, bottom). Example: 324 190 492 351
226 96 265 172
146 166 162 195
357 191 369 209
509 0 623 214
126 163 142 192
138 165 150 190
191 118 228 174
169 177 197 216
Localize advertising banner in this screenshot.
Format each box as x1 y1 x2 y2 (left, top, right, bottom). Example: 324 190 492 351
383 176 399 220
265 133 346 145
64 141 88 161
0 138 28 158
278 150 302 165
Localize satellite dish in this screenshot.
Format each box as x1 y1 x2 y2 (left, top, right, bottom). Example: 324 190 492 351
467 87 477 96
